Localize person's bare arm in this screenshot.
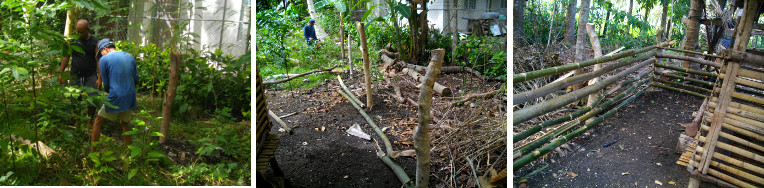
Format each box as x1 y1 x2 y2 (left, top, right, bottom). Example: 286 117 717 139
58 55 70 85
95 58 102 89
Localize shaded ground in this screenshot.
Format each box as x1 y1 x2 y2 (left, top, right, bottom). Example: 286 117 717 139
264 71 506 187
518 89 717 187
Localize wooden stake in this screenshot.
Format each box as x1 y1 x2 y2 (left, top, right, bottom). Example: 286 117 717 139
414 49 445 188
356 22 373 110
585 23 603 109
160 50 181 143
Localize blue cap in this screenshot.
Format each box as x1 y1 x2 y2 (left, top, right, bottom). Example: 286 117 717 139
96 38 113 59
309 19 315 23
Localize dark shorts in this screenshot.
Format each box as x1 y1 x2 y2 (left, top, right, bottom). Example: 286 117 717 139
69 74 99 108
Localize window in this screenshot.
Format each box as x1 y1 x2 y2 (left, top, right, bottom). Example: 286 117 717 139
463 0 476 9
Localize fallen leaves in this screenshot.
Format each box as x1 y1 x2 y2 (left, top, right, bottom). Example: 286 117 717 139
567 171 578 177
621 172 630 176
655 180 663 185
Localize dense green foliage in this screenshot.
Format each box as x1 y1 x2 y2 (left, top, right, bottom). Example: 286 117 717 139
0 0 250 185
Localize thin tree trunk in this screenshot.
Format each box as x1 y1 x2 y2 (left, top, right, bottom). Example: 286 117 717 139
357 22 373 110
547 2 558 49
644 8 649 23
64 7 80 38
451 0 458 60
414 49 445 188
306 0 328 39
660 1 669 38
564 0 578 44
567 0 591 93
602 3 611 36
629 0 634 15
340 12 345 60
160 50 181 143
585 23 603 109
349 37 353 75
514 0 526 43
682 0 705 70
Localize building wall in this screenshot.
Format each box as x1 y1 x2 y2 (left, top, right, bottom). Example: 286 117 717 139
367 0 506 34
127 0 251 57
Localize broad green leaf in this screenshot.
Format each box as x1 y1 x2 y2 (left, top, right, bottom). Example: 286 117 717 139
70 45 84 54
128 145 141 158
103 156 116 162
361 5 378 21
149 132 164 137
123 129 140 136
102 151 113 156
128 169 138 180
393 4 410 19
147 151 164 158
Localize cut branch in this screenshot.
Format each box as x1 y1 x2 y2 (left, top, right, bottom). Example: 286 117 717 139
263 66 338 85
402 68 452 97
450 89 501 106
268 109 292 134
414 49 445 188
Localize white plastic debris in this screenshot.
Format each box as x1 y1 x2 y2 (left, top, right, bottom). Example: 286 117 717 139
346 123 371 140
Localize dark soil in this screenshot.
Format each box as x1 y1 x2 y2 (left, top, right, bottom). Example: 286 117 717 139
263 71 506 187
517 89 718 187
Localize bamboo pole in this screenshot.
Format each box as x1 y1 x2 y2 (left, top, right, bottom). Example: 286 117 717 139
515 78 650 156
337 75 364 107
696 151 764 179
718 74 764 90
688 159 759 188
657 47 724 58
356 22 373 110
376 149 412 185
738 69 764 81
654 63 717 77
585 23 604 109
699 125 764 153
514 52 654 104
513 58 655 125
336 85 394 156
513 40 673 83
513 70 650 143
710 97 764 117
414 49 444 188
514 86 649 170
652 83 706 98
653 78 712 94
697 136 764 166
263 66 338 85
701 122 764 143
653 71 714 87
721 49 764 67
711 88 764 105
655 53 722 68
708 101 764 122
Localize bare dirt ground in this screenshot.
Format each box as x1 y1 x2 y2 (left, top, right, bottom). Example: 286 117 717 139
516 89 718 187
264 71 507 187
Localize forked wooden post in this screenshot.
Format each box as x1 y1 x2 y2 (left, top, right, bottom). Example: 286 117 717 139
414 49 445 188
584 23 603 110
694 0 760 187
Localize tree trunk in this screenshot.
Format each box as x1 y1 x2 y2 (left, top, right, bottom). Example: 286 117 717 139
306 0 328 39
451 0 459 60
160 50 181 143
567 0 591 93
348 37 353 75
602 3 611 36
682 0 704 70
660 1 669 38
63 6 81 38
414 49 445 188
585 23 603 108
644 7 649 23
628 0 634 15
357 22 373 110
340 12 345 60
564 0 578 45
547 2 558 49
514 0 526 43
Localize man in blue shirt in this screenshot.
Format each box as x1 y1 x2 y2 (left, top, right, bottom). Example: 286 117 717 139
304 19 320 46
91 38 139 151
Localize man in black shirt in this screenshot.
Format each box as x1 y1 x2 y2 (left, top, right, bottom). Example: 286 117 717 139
59 19 101 127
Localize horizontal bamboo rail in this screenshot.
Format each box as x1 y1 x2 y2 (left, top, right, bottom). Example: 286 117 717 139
653 78 712 94
515 78 651 155
738 68 764 81
711 88 764 105
697 136 764 168
513 86 649 170
693 150 764 179
689 158 762 188
514 52 655 104
513 58 656 125
710 97 764 116
722 49 764 67
658 47 724 59
654 63 717 77
652 83 707 98
699 124 764 153
655 53 722 68
654 71 715 87
701 123 764 143
513 70 651 143
708 101 764 122
513 40 673 83
718 74 764 90
702 115 764 138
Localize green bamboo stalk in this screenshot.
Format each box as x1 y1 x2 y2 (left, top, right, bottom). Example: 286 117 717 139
514 86 649 170
515 78 650 156
513 69 651 143
652 83 707 98
658 47 724 58
653 78 713 93
513 41 672 83
513 58 655 125
337 75 364 107
337 89 394 155
514 52 655 104
655 53 722 68
377 150 412 185
654 63 717 77
654 71 714 87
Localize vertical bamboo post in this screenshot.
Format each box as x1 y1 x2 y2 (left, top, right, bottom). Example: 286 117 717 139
340 12 345 60
348 35 353 75
356 22 372 110
584 23 603 108
160 50 181 143
697 0 759 176
415 49 445 188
